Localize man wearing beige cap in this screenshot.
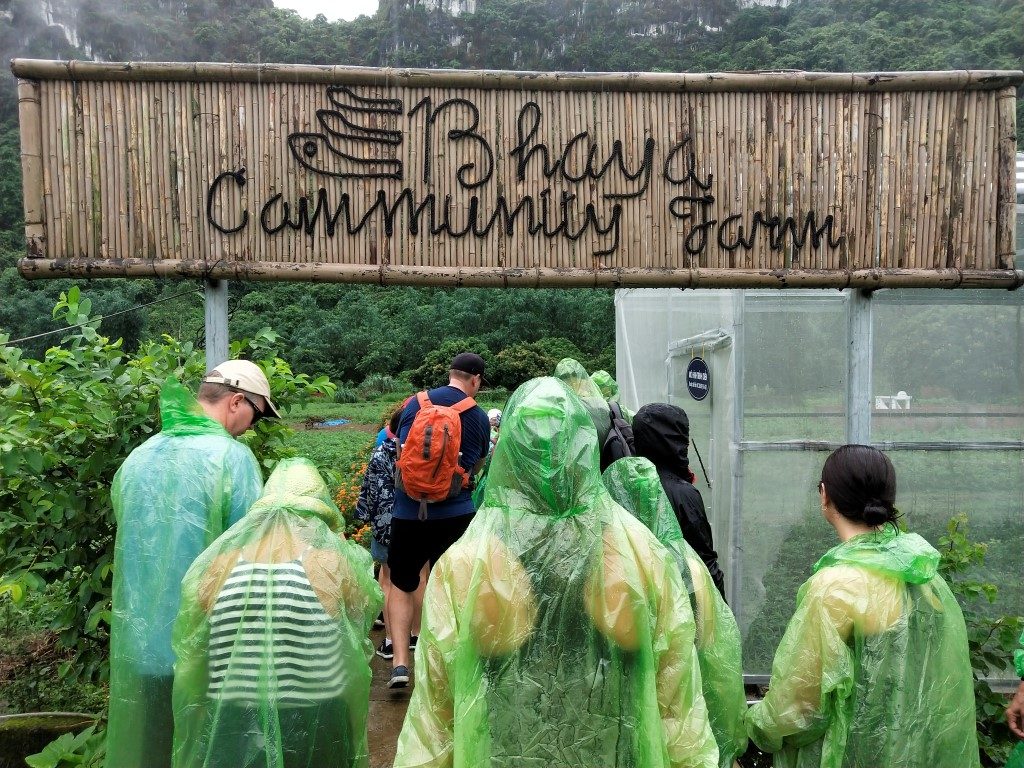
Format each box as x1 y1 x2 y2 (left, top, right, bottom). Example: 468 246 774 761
105 360 275 768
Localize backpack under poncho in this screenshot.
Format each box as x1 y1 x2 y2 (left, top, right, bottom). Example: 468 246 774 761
171 458 382 768
394 376 718 768
603 457 747 768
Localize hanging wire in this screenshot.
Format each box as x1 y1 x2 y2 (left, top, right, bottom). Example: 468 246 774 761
2 289 199 347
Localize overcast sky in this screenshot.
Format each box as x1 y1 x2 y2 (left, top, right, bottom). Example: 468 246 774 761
273 0 380 22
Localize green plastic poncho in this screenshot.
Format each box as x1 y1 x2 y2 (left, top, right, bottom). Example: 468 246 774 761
394 376 718 768
603 458 747 768
1017 627 1024 681
171 458 382 768
553 358 612 442
745 526 979 768
106 379 264 768
1011 632 1024 768
591 370 620 400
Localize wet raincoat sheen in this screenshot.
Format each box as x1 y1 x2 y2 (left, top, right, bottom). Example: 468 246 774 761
591 370 620 400
394 377 718 768
553 357 612 442
745 526 979 768
106 379 263 768
171 458 382 768
603 458 747 768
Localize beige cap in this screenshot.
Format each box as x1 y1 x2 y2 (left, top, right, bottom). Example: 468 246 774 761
202 359 281 419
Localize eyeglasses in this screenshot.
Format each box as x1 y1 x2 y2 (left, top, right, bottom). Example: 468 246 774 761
240 393 266 425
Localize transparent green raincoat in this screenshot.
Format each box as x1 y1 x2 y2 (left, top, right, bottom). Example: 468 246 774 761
171 458 382 768
1011 632 1024 768
745 527 979 768
603 458 747 768
591 370 620 400
106 379 264 768
553 358 612 441
394 377 718 768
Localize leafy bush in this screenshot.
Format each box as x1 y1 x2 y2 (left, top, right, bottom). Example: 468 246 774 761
938 514 1024 766
0 584 107 714
357 372 406 400
490 337 592 389
25 723 105 768
0 288 335 687
410 339 492 389
333 383 359 403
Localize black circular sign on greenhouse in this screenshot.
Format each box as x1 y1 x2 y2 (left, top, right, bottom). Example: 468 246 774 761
686 357 710 401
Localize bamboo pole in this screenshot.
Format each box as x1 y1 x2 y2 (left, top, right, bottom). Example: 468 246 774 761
994 87 1016 268
11 59 1022 93
17 80 45 257
16 257 1024 289
42 80 60 259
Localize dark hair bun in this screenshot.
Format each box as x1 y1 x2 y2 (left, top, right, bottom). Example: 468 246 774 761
862 502 890 526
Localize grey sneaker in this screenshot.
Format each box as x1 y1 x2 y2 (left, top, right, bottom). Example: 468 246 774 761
388 665 409 689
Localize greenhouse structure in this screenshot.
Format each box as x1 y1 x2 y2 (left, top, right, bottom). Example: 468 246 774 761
615 287 1024 681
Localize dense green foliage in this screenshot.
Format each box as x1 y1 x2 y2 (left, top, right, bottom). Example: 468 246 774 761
0 288 333 687
1 0 1022 382
938 515 1024 766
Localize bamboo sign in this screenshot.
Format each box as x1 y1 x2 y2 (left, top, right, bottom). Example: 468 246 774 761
12 60 1024 288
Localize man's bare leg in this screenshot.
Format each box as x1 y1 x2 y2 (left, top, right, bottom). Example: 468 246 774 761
391 580 416 671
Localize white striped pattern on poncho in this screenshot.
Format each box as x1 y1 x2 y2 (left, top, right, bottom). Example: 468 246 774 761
206 556 345 705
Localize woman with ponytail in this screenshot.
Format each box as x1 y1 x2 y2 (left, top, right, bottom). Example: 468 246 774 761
745 444 979 768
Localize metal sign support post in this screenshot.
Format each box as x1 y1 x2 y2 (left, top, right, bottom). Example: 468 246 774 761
847 289 874 444
204 280 229 371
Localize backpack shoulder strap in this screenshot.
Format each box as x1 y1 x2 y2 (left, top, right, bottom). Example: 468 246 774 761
450 396 477 415
609 401 624 420
416 390 431 408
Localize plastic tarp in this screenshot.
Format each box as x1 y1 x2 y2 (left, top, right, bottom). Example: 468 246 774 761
394 376 718 768
171 458 382 768
553 357 612 443
744 527 979 768
106 379 264 768
602 457 747 768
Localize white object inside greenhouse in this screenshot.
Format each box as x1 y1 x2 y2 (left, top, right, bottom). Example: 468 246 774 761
615 287 1024 682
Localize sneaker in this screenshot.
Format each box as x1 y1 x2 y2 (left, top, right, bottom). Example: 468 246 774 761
409 635 418 651
376 639 394 659
373 611 385 630
388 665 409 689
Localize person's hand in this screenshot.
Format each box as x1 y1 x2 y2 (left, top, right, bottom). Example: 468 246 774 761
1007 680 1024 739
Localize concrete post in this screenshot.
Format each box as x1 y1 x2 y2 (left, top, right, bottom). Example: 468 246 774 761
204 279 229 370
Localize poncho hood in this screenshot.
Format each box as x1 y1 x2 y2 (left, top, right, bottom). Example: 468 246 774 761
814 527 940 585
602 457 682 544
553 357 605 399
632 403 691 471
159 377 230 437
248 457 344 532
482 376 603 518
590 370 620 400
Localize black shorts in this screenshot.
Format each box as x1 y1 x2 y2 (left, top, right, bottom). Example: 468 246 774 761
388 514 474 593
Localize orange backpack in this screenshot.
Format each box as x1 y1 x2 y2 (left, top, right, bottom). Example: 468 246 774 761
395 391 477 520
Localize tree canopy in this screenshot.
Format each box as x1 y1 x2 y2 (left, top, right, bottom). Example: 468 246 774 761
1 0 1021 384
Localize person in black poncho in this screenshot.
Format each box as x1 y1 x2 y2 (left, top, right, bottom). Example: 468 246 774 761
631 403 726 599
